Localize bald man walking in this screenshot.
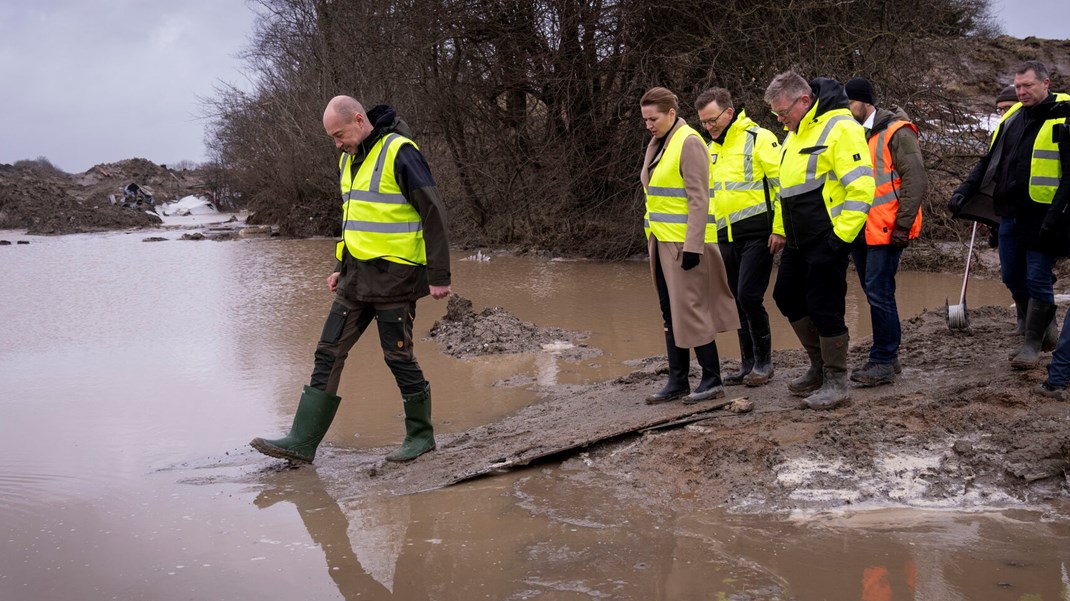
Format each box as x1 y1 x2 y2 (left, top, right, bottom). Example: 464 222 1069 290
252 96 452 463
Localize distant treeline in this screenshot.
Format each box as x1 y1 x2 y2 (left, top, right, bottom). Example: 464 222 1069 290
204 0 999 259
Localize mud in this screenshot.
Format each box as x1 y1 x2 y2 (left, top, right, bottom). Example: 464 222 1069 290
227 303 1070 516
429 294 601 361
0 158 211 234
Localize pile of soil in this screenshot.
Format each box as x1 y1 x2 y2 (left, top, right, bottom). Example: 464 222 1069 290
0 158 211 234
429 294 601 361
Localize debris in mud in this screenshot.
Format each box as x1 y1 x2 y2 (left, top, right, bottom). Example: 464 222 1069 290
429 294 601 361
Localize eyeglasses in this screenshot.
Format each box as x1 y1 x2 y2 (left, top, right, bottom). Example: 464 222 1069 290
700 107 728 126
771 96 803 118
996 105 1013 115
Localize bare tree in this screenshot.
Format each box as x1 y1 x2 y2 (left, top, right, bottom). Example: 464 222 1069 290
204 0 999 258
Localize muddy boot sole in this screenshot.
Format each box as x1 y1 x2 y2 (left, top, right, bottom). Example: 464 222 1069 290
682 385 725 405
250 438 312 463
645 389 689 404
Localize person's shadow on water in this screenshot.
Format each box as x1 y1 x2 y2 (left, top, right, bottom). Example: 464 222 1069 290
254 468 430 601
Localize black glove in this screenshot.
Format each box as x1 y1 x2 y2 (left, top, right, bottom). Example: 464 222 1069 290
889 226 910 249
987 225 999 249
1039 213 1065 253
826 233 850 256
681 251 701 271
947 192 966 215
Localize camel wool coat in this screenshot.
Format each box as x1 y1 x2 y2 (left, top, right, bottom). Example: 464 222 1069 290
641 118 740 348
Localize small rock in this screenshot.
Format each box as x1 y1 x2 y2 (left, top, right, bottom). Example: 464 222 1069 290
16 240 29 245
142 237 168 242
0 240 10 245
181 232 205 241
952 440 974 455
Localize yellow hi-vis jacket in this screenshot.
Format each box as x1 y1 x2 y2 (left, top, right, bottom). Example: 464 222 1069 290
990 92 1070 205
335 133 426 265
644 124 716 243
708 110 785 243
779 104 874 246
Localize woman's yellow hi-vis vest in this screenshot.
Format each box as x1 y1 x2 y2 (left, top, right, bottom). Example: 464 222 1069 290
644 125 716 243
335 133 426 265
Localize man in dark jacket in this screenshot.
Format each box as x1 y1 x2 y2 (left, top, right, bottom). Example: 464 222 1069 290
251 95 452 463
950 61 1068 369
844 77 927 386
765 72 874 410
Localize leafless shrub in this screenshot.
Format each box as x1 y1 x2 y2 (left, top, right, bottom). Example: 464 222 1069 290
205 0 1000 259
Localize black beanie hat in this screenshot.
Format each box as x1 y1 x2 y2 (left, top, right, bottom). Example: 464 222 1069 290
996 85 1017 104
845 77 875 105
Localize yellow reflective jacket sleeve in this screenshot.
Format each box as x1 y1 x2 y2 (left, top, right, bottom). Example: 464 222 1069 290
754 127 785 238
831 123 875 244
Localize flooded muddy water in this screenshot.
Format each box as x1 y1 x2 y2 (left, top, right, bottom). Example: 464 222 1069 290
1 227 1067 600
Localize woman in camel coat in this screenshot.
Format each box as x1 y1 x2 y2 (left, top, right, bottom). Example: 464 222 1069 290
639 87 739 404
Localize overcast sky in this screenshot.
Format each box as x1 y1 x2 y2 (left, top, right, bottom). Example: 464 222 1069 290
0 0 1065 174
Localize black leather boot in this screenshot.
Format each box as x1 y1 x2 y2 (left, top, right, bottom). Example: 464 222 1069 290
684 341 725 404
646 329 691 404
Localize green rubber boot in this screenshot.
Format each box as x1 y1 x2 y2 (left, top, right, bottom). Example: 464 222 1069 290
385 383 437 462
250 386 341 463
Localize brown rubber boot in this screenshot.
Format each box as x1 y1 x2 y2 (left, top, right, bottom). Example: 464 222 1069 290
803 334 850 410
788 317 823 396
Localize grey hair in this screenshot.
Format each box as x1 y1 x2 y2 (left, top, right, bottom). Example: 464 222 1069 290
1015 60 1050 81
764 71 810 105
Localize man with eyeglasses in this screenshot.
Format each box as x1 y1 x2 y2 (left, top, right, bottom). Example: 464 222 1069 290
694 87 785 388
996 85 1018 116
842 77 926 387
763 72 875 410
949 61 1070 369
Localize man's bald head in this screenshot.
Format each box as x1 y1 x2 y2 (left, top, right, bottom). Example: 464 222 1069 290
323 95 371 153
325 95 365 120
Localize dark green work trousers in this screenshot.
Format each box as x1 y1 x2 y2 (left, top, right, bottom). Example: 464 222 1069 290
309 297 426 396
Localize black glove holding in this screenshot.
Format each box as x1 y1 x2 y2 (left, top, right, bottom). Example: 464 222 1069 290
987 225 1000 249
681 251 701 271
889 226 910 249
947 192 966 215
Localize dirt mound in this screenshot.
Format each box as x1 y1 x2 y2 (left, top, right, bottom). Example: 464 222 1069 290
429 294 600 361
0 158 212 234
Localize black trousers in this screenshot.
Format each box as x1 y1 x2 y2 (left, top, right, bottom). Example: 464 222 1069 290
773 238 851 337
719 237 773 334
308 297 426 396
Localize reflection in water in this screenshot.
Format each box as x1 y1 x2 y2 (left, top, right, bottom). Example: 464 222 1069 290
254 469 423 600
2 232 1067 601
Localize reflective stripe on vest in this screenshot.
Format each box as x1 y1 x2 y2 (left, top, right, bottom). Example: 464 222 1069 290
644 124 716 243
993 92 1069 205
334 133 426 265
864 120 922 245
709 126 770 241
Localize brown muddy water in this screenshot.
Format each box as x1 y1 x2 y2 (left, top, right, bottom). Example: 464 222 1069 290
1 226 1068 600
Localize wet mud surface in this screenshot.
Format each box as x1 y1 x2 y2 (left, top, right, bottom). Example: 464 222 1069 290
217 303 1070 516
